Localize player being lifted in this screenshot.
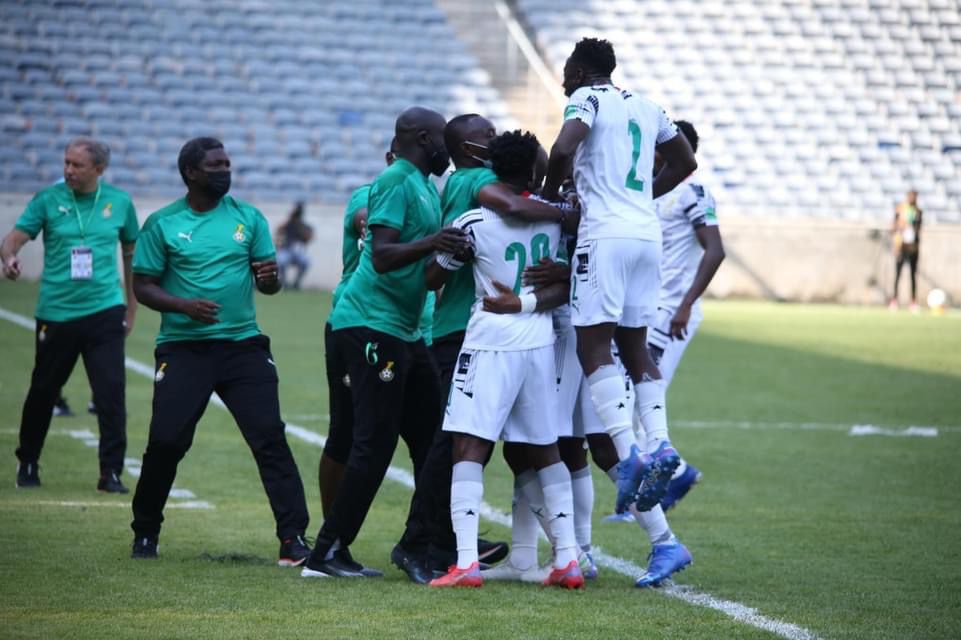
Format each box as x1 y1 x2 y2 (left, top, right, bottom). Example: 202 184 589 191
427 131 582 589
647 120 725 512
541 40 696 524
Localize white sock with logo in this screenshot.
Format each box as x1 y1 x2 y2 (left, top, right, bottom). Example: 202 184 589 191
518 469 553 544
631 503 675 546
450 461 484 569
635 379 669 452
537 462 578 569
509 472 541 570
570 466 594 552
588 365 637 460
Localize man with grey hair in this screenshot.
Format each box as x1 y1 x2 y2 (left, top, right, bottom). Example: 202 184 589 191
1 137 139 493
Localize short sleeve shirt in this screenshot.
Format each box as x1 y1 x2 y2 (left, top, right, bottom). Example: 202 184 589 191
329 158 442 342
435 207 561 351
564 85 677 242
15 181 138 322
432 167 498 340
655 179 718 311
332 184 370 310
133 195 275 344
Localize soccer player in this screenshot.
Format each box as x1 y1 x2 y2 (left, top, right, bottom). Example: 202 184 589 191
427 130 582 589
541 38 696 517
647 120 725 512
1 137 138 493
301 107 469 579
408 113 567 577
129 137 311 565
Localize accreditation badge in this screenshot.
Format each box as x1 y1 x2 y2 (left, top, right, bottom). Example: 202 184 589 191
70 246 93 280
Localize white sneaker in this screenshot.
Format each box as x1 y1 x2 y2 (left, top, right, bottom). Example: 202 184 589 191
481 558 550 583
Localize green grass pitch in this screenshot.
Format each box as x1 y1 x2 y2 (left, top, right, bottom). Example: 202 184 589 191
1 282 959 640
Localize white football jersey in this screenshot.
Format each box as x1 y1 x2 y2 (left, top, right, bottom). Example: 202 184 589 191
564 84 678 242
437 207 561 351
655 178 718 311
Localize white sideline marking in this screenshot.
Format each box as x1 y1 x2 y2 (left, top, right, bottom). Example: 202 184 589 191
64 429 210 508
849 425 938 437
0 500 212 509
674 420 958 433
2 306 818 639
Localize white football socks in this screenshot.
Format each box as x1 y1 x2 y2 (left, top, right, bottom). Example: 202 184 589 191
570 466 594 552
634 379 669 451
588 365 637 460
631 503 675 546
537 462 578 569
509 471 542 570
450 461 484 569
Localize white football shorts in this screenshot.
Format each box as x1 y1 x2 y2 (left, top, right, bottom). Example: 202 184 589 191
443 345 558 445
570 238 661 328
646 304 703 386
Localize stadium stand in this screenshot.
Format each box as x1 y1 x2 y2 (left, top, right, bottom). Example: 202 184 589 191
514 0 961 222
0 0 515 202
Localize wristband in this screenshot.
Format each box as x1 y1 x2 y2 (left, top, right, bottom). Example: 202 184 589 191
519 293 537 313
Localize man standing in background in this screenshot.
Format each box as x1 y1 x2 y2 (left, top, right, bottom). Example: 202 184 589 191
890 190 922 312
1 137 138 493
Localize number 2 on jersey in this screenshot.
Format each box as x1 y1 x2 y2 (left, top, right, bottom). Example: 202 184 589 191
505 233 550 294
625 120 644 192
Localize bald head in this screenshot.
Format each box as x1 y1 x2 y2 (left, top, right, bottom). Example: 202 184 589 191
444 114 496 168
395 107 446 142
393 106 450 176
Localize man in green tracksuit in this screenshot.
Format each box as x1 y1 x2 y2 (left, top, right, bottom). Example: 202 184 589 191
129 137 310 566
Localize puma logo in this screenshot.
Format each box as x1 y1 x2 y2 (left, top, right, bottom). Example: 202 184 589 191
178 231 193 243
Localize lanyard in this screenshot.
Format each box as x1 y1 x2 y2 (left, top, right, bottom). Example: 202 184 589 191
69 184 101 241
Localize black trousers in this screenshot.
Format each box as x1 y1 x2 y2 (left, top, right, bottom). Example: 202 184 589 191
894 246 919 300
131 335 309 541
16 305 126 473
315 326 442 552
323 322 353 464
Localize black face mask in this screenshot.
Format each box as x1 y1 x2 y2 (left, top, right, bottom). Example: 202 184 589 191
203 170 231 199
427 138 450 177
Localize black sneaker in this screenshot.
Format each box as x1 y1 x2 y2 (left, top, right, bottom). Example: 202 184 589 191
131 536 159 559
390 544 432 584
300 551 367 578
278 535 312 567
478 538 509 565
97 471 129 494
334 548 383 577
52 396 73 417
16 462 40 488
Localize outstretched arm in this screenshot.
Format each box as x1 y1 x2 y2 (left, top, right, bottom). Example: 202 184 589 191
370 225 468 274
670 225 725 338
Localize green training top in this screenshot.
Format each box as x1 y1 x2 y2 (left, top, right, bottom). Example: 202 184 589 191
15 181 139 322
133 195 275 344
330 158 441 342
432 167 498 339
332 184 370 310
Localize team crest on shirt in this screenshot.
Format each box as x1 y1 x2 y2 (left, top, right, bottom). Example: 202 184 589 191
102 202 113 218
233 224 246 242
379 361 395 382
